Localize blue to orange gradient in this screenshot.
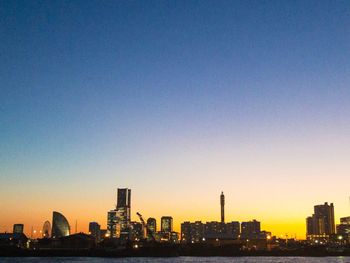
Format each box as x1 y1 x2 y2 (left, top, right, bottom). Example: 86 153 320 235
1 0 350 238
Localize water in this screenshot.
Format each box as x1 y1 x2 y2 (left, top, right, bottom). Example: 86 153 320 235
1 258 350 263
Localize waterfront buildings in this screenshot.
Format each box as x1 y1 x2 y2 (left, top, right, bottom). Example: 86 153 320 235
146 217 157 238
89 222 101 242
106 188 132 239
306 202 335 240
241 220 261 239
13 224 24 234
161 216 173 233
51 211 70 238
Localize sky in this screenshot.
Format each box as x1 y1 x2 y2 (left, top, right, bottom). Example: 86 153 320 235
1 0 350 238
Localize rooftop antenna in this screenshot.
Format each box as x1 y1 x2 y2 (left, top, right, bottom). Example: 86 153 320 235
75 220 78 234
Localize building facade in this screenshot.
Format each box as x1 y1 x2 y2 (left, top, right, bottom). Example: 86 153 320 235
89 222 101 242
241 220 261 240
306 202 335 240
51 211 70 238
13 224 24 234
161 216 173 233
146 217 157 239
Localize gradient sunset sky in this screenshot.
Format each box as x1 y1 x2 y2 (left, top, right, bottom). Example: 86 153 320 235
1 0 350 238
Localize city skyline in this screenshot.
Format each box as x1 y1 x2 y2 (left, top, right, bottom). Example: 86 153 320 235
2 187 350 240
1 0 350 240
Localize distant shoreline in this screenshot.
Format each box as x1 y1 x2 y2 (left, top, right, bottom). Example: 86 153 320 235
1 247 350 257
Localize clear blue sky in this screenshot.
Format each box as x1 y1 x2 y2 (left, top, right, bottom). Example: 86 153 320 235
1 0 350 236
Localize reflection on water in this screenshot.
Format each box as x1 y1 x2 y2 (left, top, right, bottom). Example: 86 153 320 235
1 257 350 263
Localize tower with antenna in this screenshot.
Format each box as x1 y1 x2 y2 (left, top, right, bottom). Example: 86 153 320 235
220 191 225 223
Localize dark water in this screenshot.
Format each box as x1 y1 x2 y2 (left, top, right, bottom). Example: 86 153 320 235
1 258 350 263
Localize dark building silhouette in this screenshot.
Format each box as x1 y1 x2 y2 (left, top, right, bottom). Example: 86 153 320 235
147 217 157 238
241 220 261 239
226 221 240 239
51 211 70 238
89 222 101 242
13 224 24 234
107 210 118 238
106 188 132 239
0 233 28 248
117 188 131 239
181 221 204 243
306 202 335 239
161 216 173 233
130 221 144 241
336 216 350 235
220 191 225 223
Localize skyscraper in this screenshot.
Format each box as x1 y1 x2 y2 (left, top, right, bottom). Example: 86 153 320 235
161 216 173 233
314 202 335 235
106 188 132 239
116 188 131 239
306 202 335 240
220 191 225 223
147 218 157 238
107 210 119 238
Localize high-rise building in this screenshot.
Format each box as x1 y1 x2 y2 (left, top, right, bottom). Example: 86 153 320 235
147 218 157 238
89 222 101 242
241 220 261 239
107 210 119 238
116 188 131 239
161 216 173 233
106 188 132 239
306 202 335 239
220 191 225 223
314 202 335 235
51 211 70 238
13 224 24 234
181 221 204 243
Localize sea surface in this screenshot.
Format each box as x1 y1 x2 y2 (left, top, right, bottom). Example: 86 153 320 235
1 257 350 263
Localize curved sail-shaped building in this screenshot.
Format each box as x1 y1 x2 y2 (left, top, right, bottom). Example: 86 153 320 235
51 211 70 238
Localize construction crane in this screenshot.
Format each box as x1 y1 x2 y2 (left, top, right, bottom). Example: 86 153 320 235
136 212 156 241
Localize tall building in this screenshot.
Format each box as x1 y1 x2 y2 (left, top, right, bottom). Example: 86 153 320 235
306 202 335 239
220 191 225 223
51 211 70 238
181 221 204 243
13 224 24 234
89 222 101 242
107 210 119 238
106 188 132 239
116 188 131 239
314 202 335 234
147 218 157 238
241 220 261 239
161 216 173 233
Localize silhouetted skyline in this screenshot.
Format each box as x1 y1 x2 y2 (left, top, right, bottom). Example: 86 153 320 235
1 0 350 238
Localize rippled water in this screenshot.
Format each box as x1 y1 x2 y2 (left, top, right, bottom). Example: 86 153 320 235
1 257 350 263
